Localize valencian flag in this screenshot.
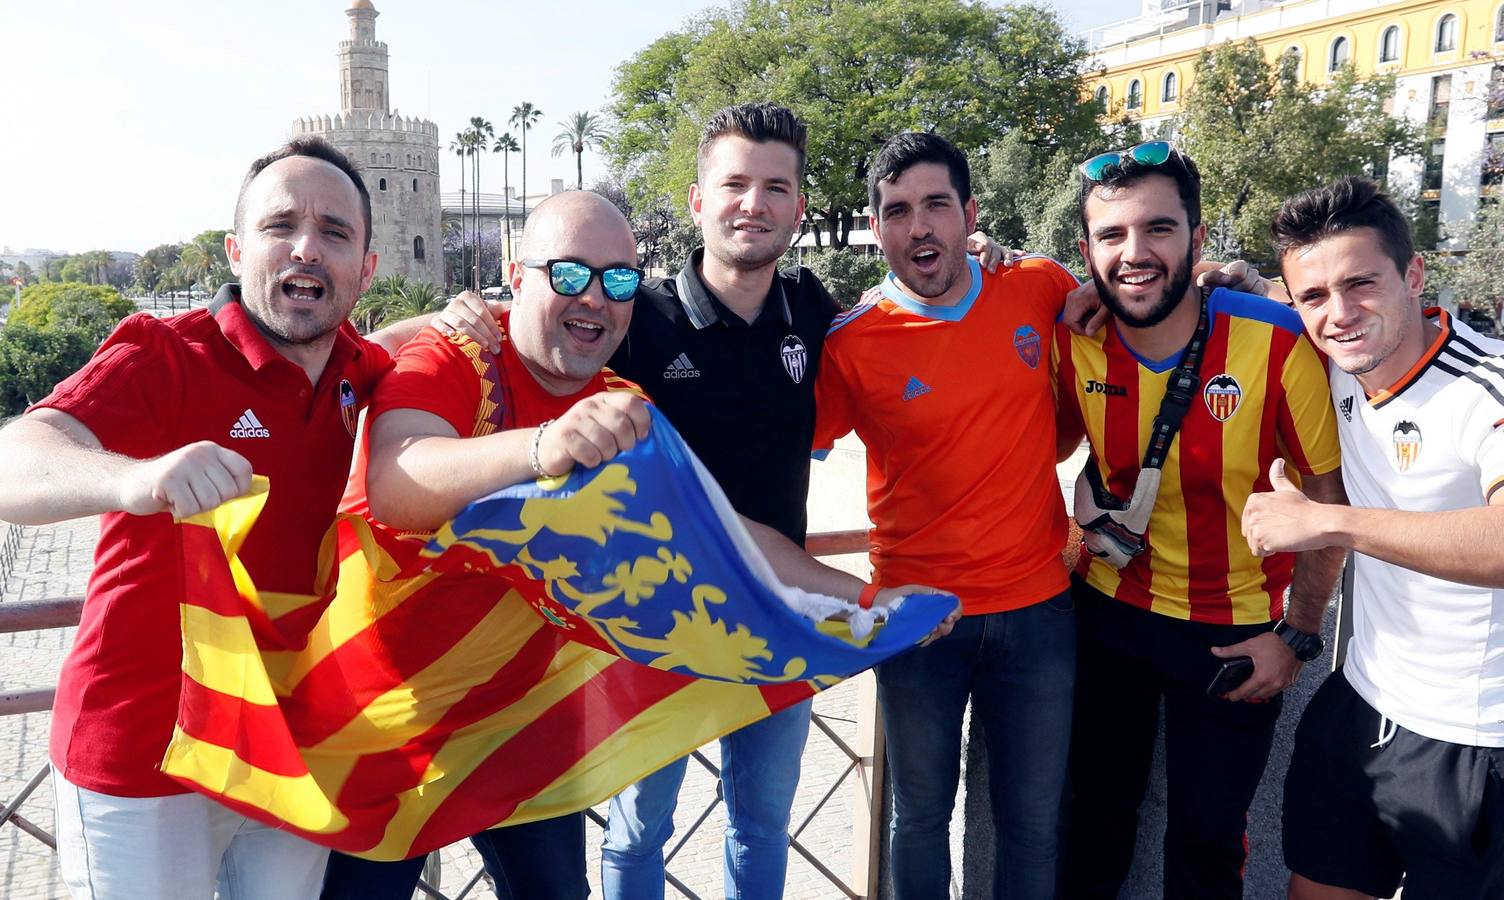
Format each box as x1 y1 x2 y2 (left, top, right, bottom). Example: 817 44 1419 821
161 408 951 860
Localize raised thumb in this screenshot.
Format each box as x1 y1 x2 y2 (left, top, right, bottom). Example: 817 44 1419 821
1270 458 1298 492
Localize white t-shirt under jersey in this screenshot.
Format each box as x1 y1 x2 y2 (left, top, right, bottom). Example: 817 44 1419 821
1336 309 1504 747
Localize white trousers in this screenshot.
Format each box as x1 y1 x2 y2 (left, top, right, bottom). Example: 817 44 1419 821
52 768 329 900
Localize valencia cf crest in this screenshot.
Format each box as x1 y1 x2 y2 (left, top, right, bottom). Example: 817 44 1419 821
780 335 808 384
1393 420 1422 471
1203 373 1242 421
1013 325 1042 369
339 379 358 438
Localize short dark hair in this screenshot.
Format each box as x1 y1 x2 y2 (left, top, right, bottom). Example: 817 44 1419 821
1076 147 1202 236
1270 176 1414 275
868 132 971 216
697 103 808 181
234 137 374 252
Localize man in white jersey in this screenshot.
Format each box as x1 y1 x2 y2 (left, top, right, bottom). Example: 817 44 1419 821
1242 176 1504 900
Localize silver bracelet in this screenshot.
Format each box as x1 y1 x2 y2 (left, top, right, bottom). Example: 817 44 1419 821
529 418 557 478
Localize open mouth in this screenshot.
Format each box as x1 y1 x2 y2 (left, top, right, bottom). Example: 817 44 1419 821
564 318 604 344
1115 269 1162 289
733 221 772 235
281 275 326 302
1329 327 1371 345
911 247 942 274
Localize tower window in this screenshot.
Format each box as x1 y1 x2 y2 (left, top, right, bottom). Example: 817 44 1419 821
412 178 419 192
414 236 426 260
378 178 387 191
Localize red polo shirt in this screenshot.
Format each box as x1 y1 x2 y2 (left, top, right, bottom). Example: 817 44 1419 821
34 293 391 797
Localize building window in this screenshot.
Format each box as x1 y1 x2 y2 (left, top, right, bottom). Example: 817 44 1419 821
1496 4 1504 41
417 154 423 167
1329 36 1350 72
414 236 426 260
1484 133 1504 187
1127 79 1142 110
1162 71 1178 103
1423 138 1446 192
1380 26 1400 62
412 178 419 192
1436 14 1457 52
1430 74 1453 130
385 153 392 165
370 152 377 165
1490 66 1504 119
378 178 387 191
1095 85 1109 108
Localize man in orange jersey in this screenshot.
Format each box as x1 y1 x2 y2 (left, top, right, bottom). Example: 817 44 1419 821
323 190 957 899
813 132 1084 899
1053 143 1347 900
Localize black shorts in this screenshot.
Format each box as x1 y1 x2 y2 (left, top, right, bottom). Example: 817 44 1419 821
1282 671 1504 900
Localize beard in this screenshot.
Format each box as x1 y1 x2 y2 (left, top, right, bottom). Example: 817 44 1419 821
1090 247 1196 329
704 222 795 272
241 265 351 347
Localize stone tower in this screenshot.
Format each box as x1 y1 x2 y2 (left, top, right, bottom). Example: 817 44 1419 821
290 0 443 286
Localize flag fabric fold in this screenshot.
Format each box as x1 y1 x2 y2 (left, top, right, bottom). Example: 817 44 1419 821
164 408 952 860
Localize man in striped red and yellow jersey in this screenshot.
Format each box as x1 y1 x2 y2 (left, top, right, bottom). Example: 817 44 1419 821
1053 145 1347 900
324 190 955 899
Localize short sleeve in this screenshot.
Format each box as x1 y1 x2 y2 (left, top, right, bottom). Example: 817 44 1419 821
1017 257 1080 320
1472 412 1504 501
369 328 483 437
812 339 858 458
349 334 393 401
1277 333 1342 476
31 313 185 458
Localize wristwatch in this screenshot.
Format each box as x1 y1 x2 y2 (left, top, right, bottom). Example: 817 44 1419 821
1273 619 1324 662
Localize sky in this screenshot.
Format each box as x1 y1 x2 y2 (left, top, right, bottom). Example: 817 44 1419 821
0 0 1127 256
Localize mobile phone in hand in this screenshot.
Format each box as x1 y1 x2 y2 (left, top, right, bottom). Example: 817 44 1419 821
1206 656 1254 697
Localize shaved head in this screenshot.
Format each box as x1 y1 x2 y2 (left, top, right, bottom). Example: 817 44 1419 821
519 191 636 263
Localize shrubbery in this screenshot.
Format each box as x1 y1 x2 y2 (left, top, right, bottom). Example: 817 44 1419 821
1 282 134 416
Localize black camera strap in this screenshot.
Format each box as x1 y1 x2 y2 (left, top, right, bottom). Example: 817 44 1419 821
1083 292 1213 509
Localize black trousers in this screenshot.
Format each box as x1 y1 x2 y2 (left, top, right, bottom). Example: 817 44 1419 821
1060 579 1282 900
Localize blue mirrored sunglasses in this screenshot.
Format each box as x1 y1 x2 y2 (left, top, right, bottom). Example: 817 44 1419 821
521 258 643 302
1077 140 1179 182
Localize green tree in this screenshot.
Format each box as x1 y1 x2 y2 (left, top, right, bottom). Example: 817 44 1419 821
450 131 472 289
1431 198 1504 318
1174 40 1420 264
466 117 495 289
175 230 231 293
351 274 446 332
0 325 96 414
135 243 184 294
9 282 135 344
510 102 544 225
13 261 35 285
553 111 610 190
786 248 888 308
494 132 521 265
609 0 1100 249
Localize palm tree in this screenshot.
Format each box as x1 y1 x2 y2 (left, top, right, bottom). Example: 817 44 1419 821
509 102 543 225
493 132 520 265
551 112 610 190
176 236 227 293
450 132 471 288
466 117 495 288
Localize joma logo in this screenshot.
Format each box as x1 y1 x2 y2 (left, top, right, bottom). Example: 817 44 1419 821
1085 380 1128 397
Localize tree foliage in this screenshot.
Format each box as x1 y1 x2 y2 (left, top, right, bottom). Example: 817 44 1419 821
352 274 446 333
608 0 1100 248
0 325 96 414
785 248 888 308
1431 198 1504 317
1174 41 1420 264
9 282 135 343
135 243 184 294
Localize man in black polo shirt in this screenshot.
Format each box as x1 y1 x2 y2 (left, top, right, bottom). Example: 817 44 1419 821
600 102 829 900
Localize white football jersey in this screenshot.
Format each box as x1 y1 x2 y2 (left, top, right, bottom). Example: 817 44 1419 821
1335 310 1504 746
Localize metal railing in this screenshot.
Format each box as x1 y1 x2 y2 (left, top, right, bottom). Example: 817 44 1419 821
1 528 883 899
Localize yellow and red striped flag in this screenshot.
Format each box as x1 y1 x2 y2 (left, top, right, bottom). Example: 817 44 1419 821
163 410 951 860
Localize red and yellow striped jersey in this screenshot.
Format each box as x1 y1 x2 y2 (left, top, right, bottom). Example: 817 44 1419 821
1052 288 1340 624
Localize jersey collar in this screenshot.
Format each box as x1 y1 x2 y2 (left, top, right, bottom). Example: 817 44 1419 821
675 247 792 330
1368 307 1451 408
210 283 365 376
879 256 981 321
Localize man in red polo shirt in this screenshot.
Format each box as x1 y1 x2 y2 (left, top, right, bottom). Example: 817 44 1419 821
0 137 491 900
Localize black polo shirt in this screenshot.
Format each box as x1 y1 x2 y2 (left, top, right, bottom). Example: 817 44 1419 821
609 247 841 544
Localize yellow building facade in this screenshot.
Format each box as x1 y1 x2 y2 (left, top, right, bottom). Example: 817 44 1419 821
1085 0 1504 242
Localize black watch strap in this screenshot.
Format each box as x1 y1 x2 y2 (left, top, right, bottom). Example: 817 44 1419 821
1273 619 1324 662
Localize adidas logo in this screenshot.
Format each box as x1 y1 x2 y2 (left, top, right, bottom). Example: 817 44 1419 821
1339 396 1354 422
663 352 701 379
902 376 932 401
229 408 271 439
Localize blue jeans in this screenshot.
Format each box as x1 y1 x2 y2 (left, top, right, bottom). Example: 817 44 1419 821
321 812 586 899
601 698 813 900
877 593 1076 900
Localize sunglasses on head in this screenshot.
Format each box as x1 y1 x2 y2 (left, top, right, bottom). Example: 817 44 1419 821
521 258 643 302
1077 140 1181 182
